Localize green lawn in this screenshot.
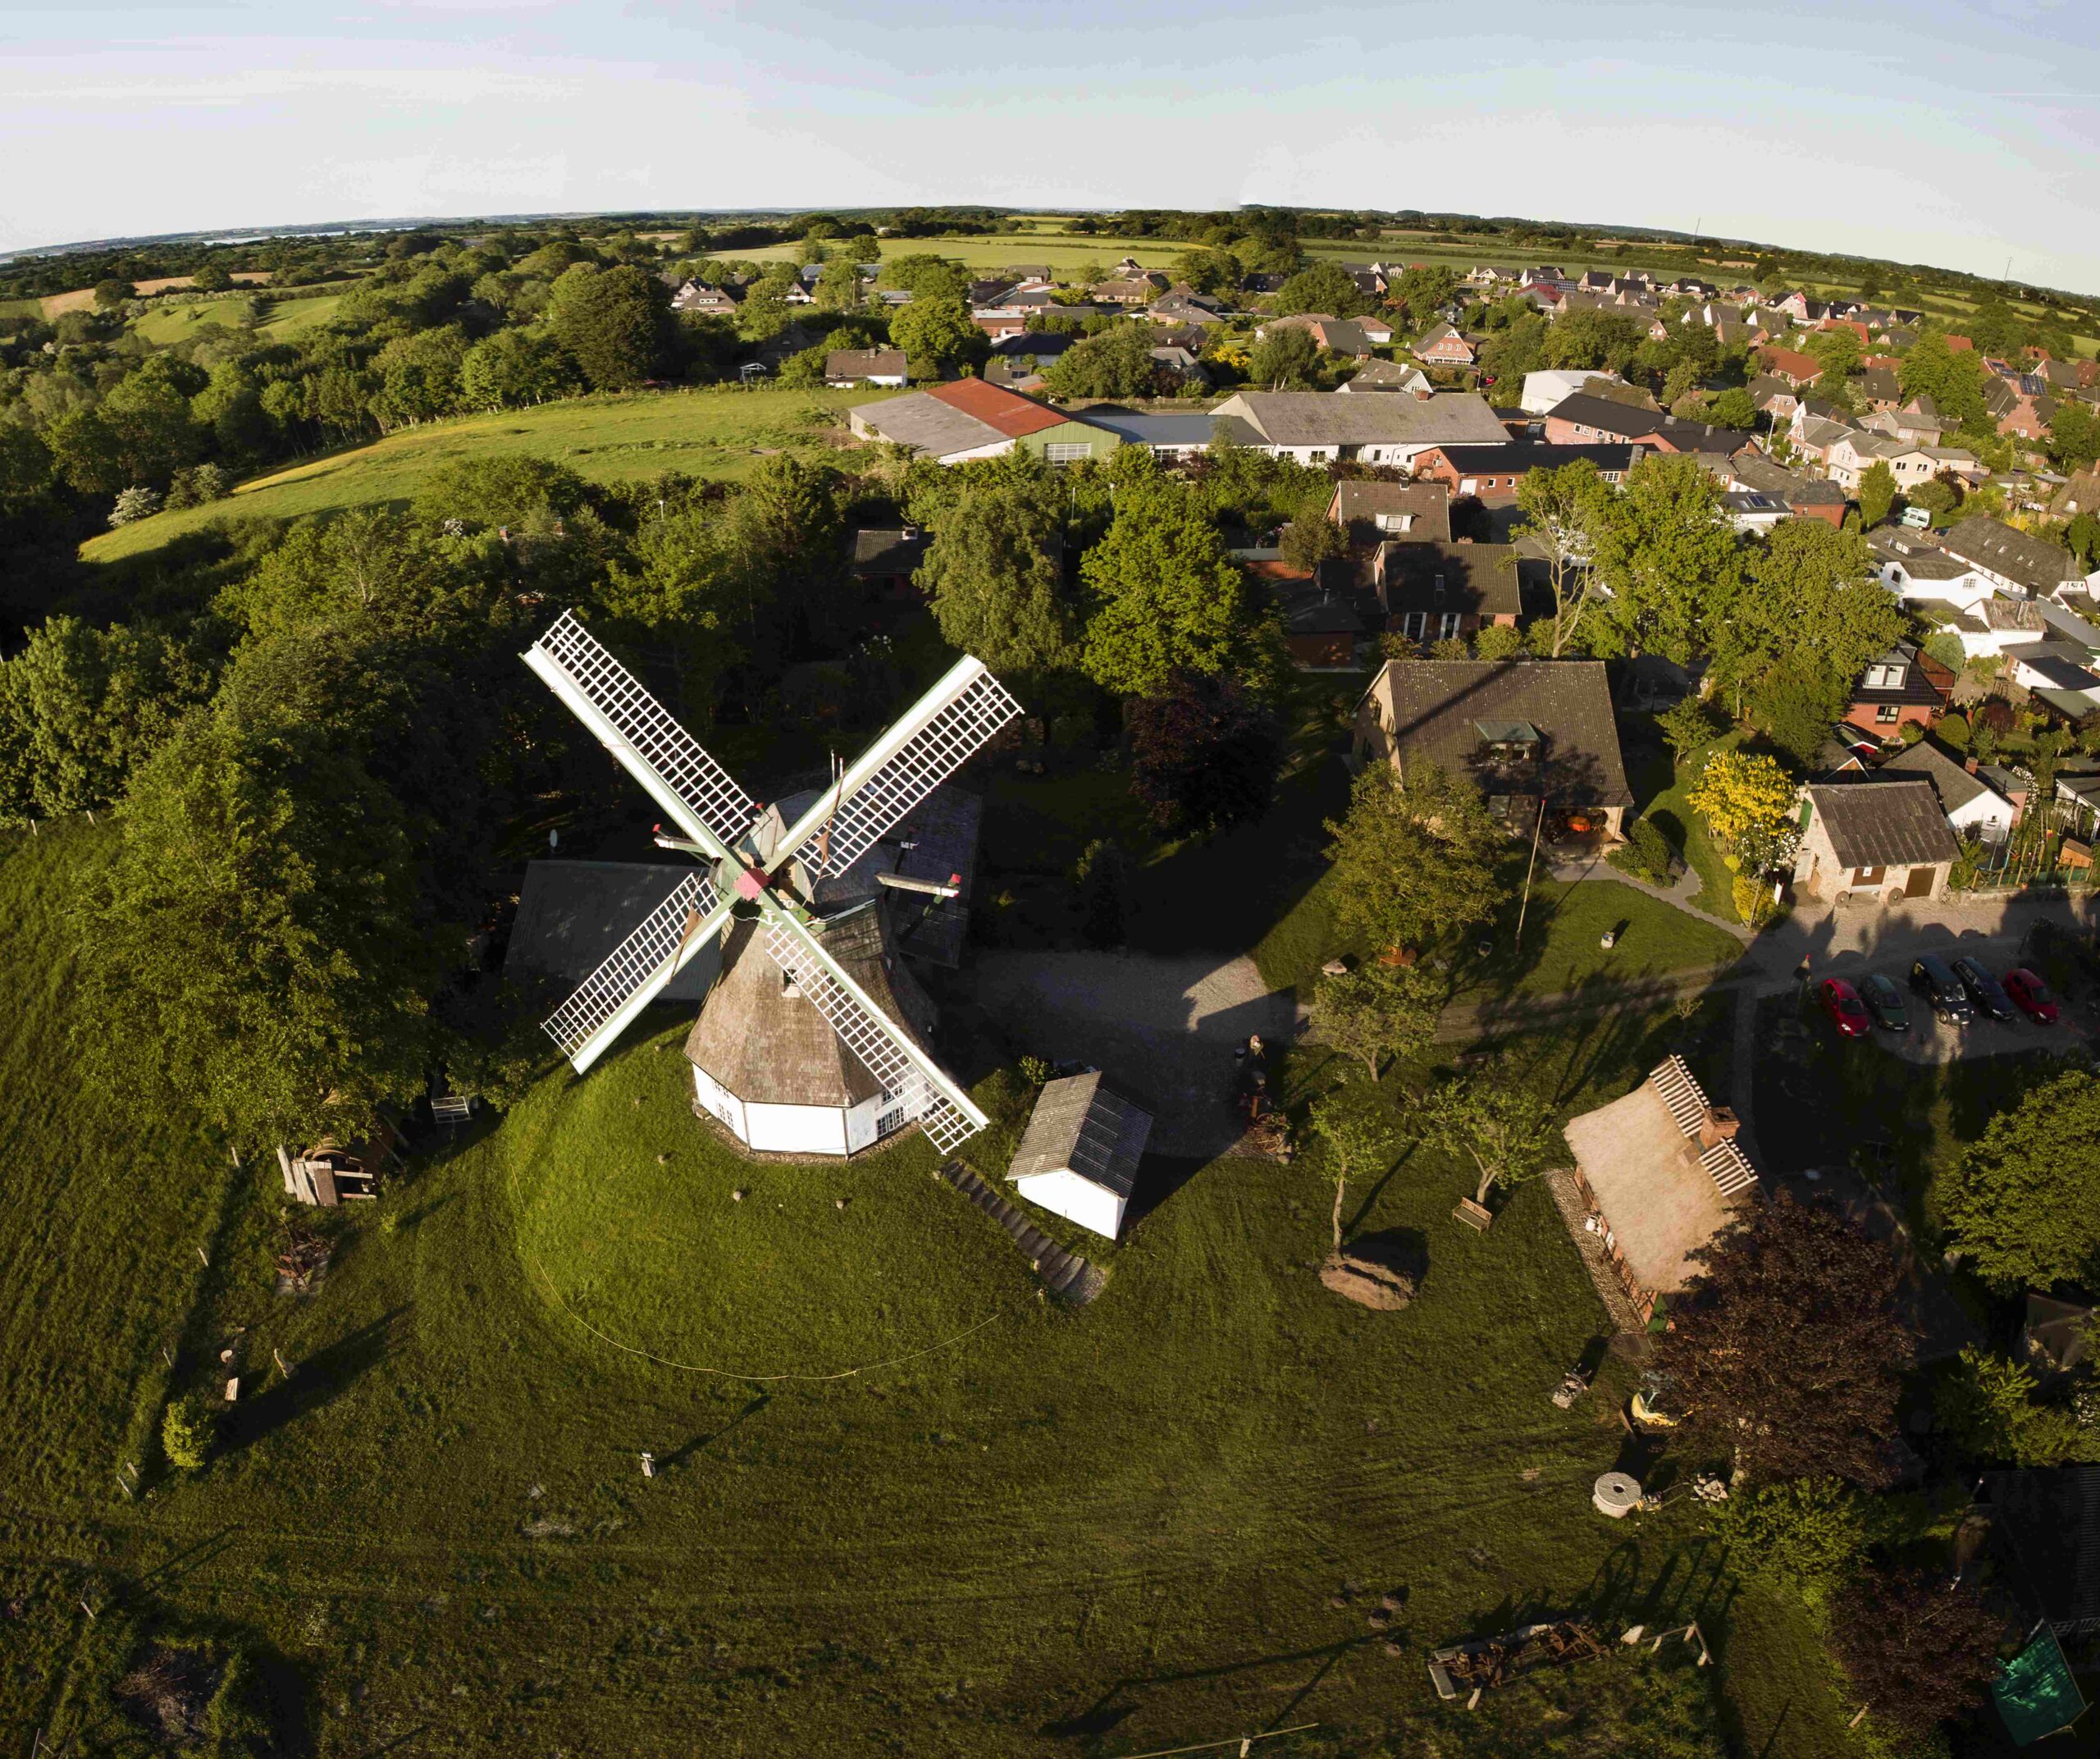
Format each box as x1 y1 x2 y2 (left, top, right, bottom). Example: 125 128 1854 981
0 806 1869 1756
1623 730 1743 924
129 291 344 345
80 386 899 564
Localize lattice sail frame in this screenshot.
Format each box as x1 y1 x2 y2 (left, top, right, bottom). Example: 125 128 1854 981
541 874 728 1067
525 610 758 857
761 915 988 1154
780 659 1022 880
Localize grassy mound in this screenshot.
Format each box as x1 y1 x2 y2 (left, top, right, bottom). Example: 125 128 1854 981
505 1016 1030 1377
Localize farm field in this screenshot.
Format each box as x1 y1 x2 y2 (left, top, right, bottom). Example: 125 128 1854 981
80 386 899 563
128 290 344 345
0 793 1852 1756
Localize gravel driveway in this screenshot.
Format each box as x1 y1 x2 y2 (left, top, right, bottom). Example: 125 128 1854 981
974 952 1307 1157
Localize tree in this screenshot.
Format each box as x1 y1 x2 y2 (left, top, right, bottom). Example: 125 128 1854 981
889 294 988 377
546 263 671 389
1473 622 1525 660
1654 1194 1915 1485
1271 262 1367 318
1248 326 1320 390
1943 1070 2100 1290
1541 309 1646 374
92 276 133 309
2068 511 2100 570
1687 748 1798 872
1829 1565 2002 1742
814 254 861 313
161 1394 214 1471
1312 963 1440 1081
459 329 580 409
1714 1477 1870 1607
1278 513 1344 572
1127 670 1283 835
1080 466 1280 698
1325 761 1510 955
1075 838 1128 948
1708 386 1756 430
1042 323 1167 399
1513 459 1612 656
1934 1345 2100 1466
1856 459 1897 529
1656 696 1716 758
1309 1088 1396 1251
1418 1061 1560 1209
107 486 161 527
1587 455 1743 662
2048 400 2100 474
916 469 1082 678
190 259 235 293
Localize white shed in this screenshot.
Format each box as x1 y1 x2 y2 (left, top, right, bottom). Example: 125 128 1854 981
1007 1072 1153 1240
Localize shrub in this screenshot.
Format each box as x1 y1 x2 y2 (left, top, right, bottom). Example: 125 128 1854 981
1937 712 1970 751
109 486 163 528
1899 720 1926 745
160 1394 214 1471
1075 839 1128 949
1626 819 1677 883
1715 1476 1870 1607
1656 695 1717 757
1018 1053 1052 1086
1733 871 1779 926
1472 622 1526 661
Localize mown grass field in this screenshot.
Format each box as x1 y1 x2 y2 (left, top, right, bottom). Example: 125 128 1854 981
80 386 898 563
129 291 345 345
0 798 1856 1757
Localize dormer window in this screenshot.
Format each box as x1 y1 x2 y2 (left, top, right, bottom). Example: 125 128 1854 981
1865 661 1906 690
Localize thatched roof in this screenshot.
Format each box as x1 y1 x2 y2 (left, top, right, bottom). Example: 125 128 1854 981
1562 1058 1757 1300
683 904 937 1108
1008 1071 1153 1199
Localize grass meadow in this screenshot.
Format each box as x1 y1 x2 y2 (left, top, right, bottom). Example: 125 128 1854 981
128 292 345 346
0 797 1858 1756
81 386 900 564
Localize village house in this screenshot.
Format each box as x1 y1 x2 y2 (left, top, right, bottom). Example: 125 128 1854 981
1325 479 1452 545
1369 541 1524 642
1792 779 1960 904
1208 391 1509 467
1414 322 1477 368
670 280 740 318
1939 518 2085 599
824 348 909 389
1726 449 1848 526
847 526 929 597
1353 660 1632 841
848 381 1121 466
1743 374 1800 420
1756 345 1825 388
1338 359 1431 395
1410 440 1640 498
1879 739 2017 843
1560 1057 1758 1327
1519 368 1627 414
1541 392 1746 453
1841 640 1955 739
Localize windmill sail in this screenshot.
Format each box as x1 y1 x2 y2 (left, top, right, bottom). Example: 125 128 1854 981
760 914 988 1153
544 875 731 1073
775 656 1020 879
524 610 758 861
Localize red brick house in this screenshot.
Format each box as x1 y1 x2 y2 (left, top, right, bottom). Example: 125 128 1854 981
1411 440 1641 497
1415 322 1477 368
1840 641 1955 741
1755 345 1825 389
1542 393 1747 454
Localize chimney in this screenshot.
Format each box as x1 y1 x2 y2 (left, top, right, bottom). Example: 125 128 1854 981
1698 1106 1741 1149
1966 756 1980 775
1413 386 1432 402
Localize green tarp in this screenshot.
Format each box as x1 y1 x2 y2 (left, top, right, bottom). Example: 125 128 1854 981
1995 1625 2087 1748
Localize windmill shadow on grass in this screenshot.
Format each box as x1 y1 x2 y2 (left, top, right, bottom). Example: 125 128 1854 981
658 1393 770 1472
219 1307 409 1456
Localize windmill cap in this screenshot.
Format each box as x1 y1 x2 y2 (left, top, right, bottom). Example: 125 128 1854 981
733 868 768 900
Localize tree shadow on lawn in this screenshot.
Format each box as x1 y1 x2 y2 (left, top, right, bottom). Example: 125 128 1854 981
218 1307 410 1457
1039 1632 1389 1748
1460 1536 1732 1643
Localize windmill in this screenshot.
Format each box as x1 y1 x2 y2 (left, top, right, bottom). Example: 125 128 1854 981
523 610 1020 1155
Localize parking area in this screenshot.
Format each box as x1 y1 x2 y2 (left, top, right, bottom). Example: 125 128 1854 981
1802 957 2093 1066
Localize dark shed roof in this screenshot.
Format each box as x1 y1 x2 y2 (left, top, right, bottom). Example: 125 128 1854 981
1008 1071 1153 1200
1989 1467 2100 1632
1805 779 1961 869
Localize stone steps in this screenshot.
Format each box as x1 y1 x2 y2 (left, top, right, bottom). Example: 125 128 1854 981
939 1160 1108 1305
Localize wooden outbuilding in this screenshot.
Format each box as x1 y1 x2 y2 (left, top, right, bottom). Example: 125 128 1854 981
1007 1072 1153 1240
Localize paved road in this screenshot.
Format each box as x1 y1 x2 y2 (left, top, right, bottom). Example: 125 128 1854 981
975 952 1306 1157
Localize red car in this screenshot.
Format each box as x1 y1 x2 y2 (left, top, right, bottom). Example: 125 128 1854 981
2003 968 2061 1026
1819 978 1874 1039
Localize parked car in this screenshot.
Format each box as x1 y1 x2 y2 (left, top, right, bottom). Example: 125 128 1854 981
2003 968 2061 1026
1818 978 1874 1039
1857 972 1909 1033
1952 956 2016 1021
1911 954 1973 1024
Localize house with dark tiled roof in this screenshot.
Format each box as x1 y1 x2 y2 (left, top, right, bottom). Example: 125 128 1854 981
1792 779 1960 903
1412 440 1641 498
1208 391 1509 466
1353 660 1632 839
1541 393 1748 453
1325 479 1452 545
1727 448 1848 526
1415 322 1477 367
848 525 929 596
824 348 909 388
1879 740 2016 842
1841 640 1955 741
1940 517 2084 598
1370 542 1523 642
1338 359 1431 395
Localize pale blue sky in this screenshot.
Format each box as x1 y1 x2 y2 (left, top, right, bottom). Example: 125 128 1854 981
3 0 2097 293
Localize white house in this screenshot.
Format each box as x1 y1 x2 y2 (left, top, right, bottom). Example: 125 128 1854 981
1208 390 1509 467
1520 368 1624 415
1878 742 2016 843
1007 1071 1153 1240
